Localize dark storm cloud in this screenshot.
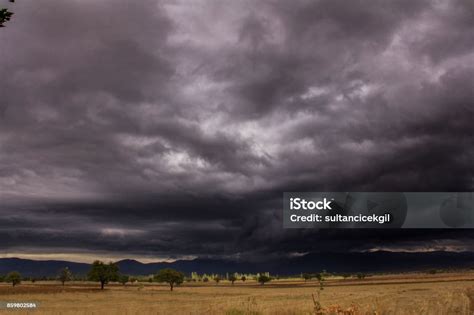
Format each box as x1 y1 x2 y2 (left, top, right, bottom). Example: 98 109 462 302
0 0 473 261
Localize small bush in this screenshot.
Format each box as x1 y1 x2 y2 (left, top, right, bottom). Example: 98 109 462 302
257 275 271 285
5 271 21 287
356 273 366 280
119 275 129 285
302 273 312 282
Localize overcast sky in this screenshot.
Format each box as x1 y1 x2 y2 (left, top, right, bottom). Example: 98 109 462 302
0 0 473 263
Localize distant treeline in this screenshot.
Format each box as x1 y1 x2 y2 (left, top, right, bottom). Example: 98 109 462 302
0 260 275 290
1 260 466 291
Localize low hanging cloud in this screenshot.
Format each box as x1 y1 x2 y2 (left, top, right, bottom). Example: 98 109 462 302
0 0 473 262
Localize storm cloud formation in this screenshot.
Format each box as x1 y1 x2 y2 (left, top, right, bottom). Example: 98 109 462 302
0 0 473 262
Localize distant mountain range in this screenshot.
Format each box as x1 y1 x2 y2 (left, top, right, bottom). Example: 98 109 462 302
0 251 473 278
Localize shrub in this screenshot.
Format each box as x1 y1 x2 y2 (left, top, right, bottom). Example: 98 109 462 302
119 275 129 285
341 273 351 279
314 273 323 281
302 273 312 282
214 276 221 284
257 275 271 285
241 276 246 282
229 274 237 285
5 271 21 287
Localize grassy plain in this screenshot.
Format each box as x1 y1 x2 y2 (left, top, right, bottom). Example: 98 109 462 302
0 271 473 314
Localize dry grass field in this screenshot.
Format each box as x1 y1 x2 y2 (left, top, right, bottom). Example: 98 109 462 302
0 272 473 314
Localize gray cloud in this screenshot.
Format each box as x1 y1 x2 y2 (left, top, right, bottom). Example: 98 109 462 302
0 0 473 262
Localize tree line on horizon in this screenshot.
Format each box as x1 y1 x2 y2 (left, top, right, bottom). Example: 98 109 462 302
1 261 451 290
0 260 276 290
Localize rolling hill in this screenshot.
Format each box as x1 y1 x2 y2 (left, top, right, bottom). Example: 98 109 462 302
0 251 472 278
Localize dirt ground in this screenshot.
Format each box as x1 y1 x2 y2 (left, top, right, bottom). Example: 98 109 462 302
0 272 473 314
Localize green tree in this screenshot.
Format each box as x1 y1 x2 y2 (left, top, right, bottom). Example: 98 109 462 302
257 274 271 285
154 268 184 291
119 275 129 286
241 276 246 282
228 274 237 285
5 271 21 287
87 261 119 290
58 267 73 286
214 276 221 285
302 273 312 282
